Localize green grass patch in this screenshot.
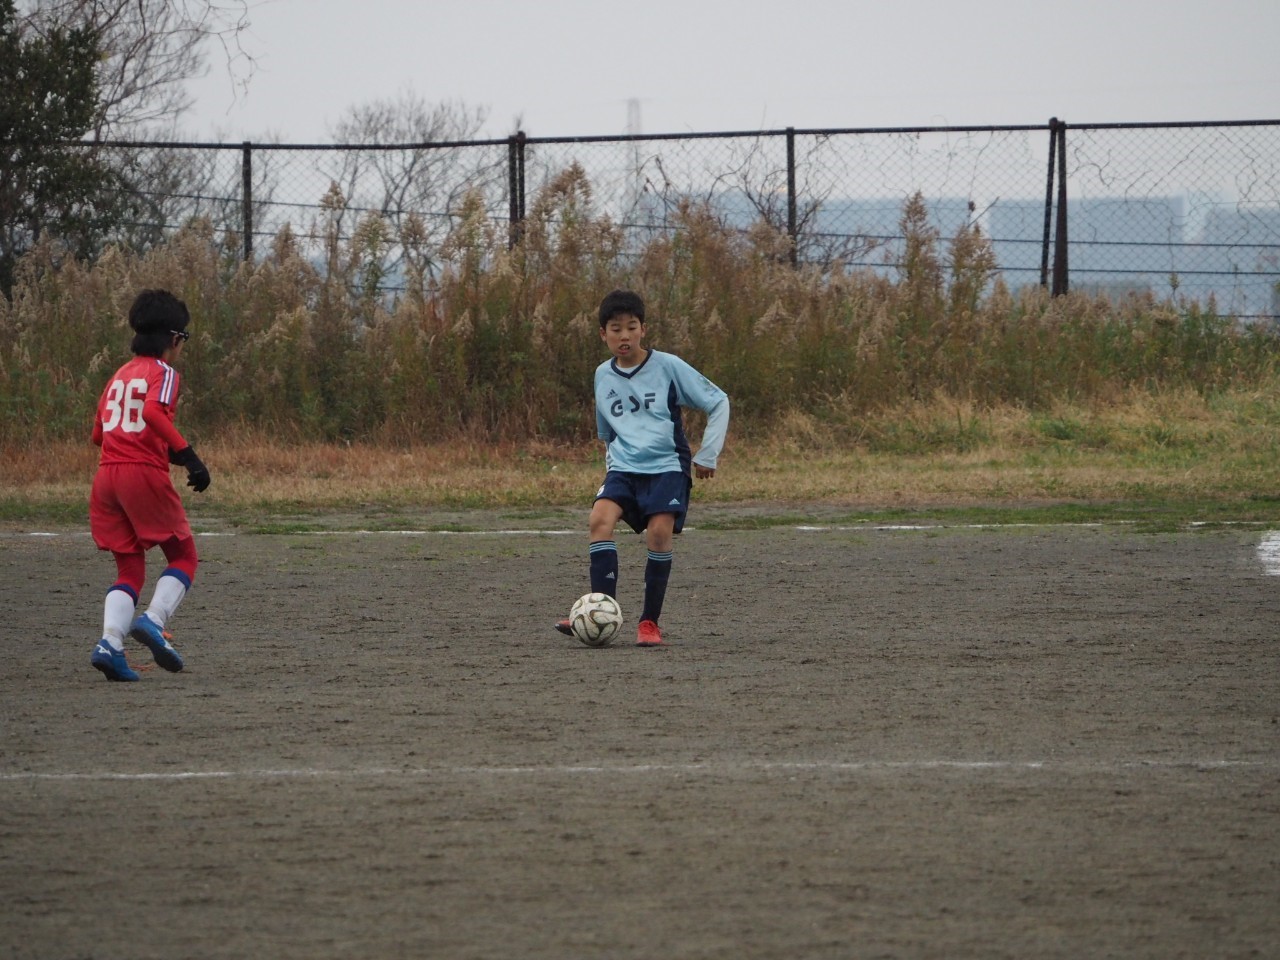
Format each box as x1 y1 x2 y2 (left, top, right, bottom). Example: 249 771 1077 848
0 499 87 525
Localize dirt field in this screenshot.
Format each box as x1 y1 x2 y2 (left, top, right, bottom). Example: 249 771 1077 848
2 510 1277 959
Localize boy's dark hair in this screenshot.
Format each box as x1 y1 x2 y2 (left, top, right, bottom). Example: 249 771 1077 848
129 289 190 357
598 289 645 327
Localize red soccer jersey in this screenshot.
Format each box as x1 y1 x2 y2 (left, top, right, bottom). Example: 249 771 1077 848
93 356 189 469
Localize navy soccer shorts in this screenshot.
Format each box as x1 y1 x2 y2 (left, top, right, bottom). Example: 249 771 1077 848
595 470 693 534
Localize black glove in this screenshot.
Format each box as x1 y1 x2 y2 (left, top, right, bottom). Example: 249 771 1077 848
170 445 211 493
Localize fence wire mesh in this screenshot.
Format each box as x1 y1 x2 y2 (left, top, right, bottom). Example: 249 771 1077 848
61 120 1280 320
1061 122 1280 318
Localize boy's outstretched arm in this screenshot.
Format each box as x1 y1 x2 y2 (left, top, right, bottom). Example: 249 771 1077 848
693 396 730 479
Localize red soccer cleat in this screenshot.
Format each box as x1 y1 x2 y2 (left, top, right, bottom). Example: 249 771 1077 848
554 619 573 637
636 619 664 647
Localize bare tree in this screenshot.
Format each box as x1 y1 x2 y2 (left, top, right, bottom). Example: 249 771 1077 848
320 91 508 285
696 136 884 269
1 1 261 287
16 0 257 137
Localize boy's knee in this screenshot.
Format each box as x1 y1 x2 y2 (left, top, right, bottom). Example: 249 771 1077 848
645 516 676 552
158 536 199 582
112 551 146 594
588 500 623 541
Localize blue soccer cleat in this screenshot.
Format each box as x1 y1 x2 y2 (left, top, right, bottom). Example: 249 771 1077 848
91 641 140 681
129 615 184 672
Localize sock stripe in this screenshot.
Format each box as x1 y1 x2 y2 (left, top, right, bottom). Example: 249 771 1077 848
589 541 618 555
647 550 673 562
159 566 193 590
106 583 139 603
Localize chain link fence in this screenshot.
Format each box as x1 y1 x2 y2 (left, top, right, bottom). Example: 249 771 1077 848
64 119 1280 320
1055 121 1280 318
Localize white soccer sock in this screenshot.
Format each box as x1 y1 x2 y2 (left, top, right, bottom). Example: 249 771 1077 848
145 574 189 630
102 590 135 651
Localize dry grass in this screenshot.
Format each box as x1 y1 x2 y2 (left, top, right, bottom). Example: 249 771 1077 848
5 186 1279 451
5 181 1280 523
5 391 1278 519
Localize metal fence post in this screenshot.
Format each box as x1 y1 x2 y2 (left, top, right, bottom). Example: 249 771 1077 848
1051 122 1069 296
241 141 253 262
786 127 798 266
1040 119 1058 288
508 131 526 248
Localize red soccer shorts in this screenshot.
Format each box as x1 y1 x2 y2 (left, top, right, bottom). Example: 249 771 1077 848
90 463 192 554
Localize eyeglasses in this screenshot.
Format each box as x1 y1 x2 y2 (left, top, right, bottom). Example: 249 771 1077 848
171 330 190 342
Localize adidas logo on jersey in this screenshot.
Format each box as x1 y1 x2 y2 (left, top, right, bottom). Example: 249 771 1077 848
605 389 620 399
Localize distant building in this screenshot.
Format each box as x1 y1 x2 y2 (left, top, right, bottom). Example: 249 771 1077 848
631 185 1279 318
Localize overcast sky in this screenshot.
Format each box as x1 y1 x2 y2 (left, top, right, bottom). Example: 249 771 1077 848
183 0 1280 142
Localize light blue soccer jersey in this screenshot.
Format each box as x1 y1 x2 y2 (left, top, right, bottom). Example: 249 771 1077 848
594 349 730 476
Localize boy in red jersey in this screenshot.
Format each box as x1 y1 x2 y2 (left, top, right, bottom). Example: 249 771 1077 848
89 289 211 681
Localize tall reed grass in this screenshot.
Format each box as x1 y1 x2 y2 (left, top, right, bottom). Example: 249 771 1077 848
2 170 1277 449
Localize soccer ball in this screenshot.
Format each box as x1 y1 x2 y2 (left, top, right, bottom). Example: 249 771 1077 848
568 592 623 647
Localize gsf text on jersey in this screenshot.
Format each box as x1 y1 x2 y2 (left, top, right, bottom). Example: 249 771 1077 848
610 392 658 417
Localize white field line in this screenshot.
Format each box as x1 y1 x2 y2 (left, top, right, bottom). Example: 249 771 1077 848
0 758 1272 784
1 529 579 538
1256 531 1280 575
12 527 1280 574
6 521 1276 539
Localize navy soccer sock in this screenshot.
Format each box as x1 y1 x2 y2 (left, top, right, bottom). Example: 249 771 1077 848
589 540 618 597
640 550 673 623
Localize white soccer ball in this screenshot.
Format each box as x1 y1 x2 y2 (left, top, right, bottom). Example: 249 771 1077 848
568 592 623 647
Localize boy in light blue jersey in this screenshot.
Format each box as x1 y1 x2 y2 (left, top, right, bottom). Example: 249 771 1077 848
555 290 730 646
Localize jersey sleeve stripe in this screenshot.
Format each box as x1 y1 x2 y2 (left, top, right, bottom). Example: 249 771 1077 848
157 361 177 405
